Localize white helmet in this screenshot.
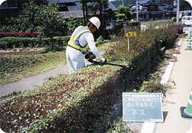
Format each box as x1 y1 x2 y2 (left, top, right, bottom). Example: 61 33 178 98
89 17 101 29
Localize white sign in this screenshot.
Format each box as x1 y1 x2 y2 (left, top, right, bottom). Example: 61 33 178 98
123 93 163 122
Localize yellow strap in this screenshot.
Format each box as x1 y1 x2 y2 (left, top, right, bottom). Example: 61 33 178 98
68 26 90 50
72 29 90 42
68 43 83 51
74 26 83 32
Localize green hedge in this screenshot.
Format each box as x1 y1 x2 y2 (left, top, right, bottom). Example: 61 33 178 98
0 25 181 132
0 37 39 49
0 36 70 51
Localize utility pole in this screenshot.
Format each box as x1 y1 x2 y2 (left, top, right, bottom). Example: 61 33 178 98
121 0 124 6
176 0 180 25
136 0 139 21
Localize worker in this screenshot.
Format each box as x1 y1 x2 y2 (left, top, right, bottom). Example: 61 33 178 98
66 16 106 73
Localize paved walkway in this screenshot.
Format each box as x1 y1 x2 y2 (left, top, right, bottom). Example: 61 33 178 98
155 38 192 132
0 65 68 98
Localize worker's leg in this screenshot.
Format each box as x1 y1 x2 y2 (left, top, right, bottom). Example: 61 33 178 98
66 46 85 73
66 47 76 73
72 52 85 71
66 55 76 73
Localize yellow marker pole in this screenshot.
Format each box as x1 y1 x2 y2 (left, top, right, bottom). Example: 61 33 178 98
125 32 130 53
125 32 137 53
128 36 130 52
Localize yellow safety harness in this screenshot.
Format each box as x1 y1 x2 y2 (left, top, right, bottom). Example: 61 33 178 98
68 26 90 51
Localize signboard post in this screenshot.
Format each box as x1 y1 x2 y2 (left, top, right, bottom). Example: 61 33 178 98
125 32 137 53
122 92 163 122
128 36 130 52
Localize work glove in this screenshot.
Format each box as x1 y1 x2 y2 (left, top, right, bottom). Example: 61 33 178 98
85 52 96 61
100 57 107 64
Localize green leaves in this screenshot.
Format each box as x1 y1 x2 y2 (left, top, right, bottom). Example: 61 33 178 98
2 2 66 38
0 65 113 132
65 18 84 34
0 25 181 132
116 5 131 22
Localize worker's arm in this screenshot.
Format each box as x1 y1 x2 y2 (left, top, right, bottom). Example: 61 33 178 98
85 33 105 61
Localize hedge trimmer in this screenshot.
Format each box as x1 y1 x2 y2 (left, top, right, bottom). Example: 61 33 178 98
84 52 127 68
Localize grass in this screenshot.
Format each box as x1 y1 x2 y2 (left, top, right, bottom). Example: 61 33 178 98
0 52 66 85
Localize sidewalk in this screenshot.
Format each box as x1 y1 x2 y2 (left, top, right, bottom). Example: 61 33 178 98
155 38 192 132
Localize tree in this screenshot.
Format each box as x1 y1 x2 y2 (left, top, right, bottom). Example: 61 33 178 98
37 3 66 38
116 5 131 22
6 2 66 38
65 18 84 34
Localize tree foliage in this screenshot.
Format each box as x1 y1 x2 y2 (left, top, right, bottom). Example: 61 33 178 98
116 5 131 22
65 18 84 34
4 2 66 38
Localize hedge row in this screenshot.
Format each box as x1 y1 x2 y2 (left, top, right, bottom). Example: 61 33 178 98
0 25 181 132
0 36 70 51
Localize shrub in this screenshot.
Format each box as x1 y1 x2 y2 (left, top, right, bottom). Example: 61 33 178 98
2 2 66 38
0 25 181 132
0 37 39 49
0 36 70 50
128 21 141 31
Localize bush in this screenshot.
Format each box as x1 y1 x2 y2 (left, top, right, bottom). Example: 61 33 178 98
0 25 181 132
0 37 39 49
46 36 70 51
157 25 182 48
1 2 66 38
0 36 70 51
128 21 141 31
